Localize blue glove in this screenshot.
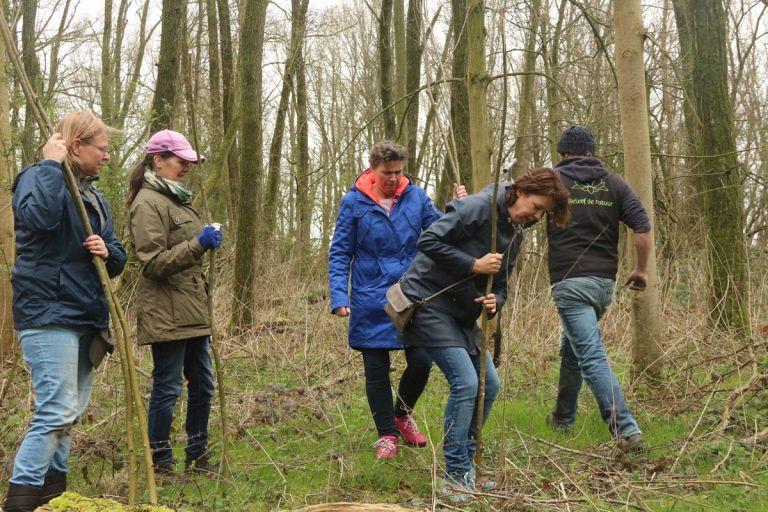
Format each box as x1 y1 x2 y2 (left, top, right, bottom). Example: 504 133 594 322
197 225 223 250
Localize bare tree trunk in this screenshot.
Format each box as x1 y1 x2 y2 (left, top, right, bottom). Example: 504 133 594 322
510 0 541 176
101 0 114 123
450 0 473 189
379 0 396 137
150 0 187 133
206 0 222 153
393 0 407 142
613 0 663 379
218 0 239 216
466 0 490 190
465 0 492 463
293 0 311 263
232 0 268 329
672 0 750 336
21 0 41 166
110 0 129 114
404 0 422 169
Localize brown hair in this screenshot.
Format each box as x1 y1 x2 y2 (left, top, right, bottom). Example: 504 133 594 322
55 111 118 173
505 167 571 228
125 152 174 206
368 140 408 168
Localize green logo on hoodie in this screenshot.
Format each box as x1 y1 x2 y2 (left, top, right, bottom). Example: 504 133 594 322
572 179 609 195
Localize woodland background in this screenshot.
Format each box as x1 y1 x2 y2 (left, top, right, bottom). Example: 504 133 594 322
0 0 767 510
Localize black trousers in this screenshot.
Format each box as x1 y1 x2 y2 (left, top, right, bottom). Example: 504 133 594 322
360 347 432 437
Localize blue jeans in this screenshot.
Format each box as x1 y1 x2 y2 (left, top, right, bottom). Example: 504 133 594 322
147 336 215 464
11 326 96 486
425 347 500 478
551 276 640 437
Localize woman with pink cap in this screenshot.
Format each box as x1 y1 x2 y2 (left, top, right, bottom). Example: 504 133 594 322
126 129 221 476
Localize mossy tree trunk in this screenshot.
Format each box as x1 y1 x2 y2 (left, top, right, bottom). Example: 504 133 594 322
465 0 490 191
294 0 312 264
232 0 268 328
20 0 41 166
393 0 407 143
378 0 396 138
150 0 186 133
510 0 541 176
613 0 663 379
206 0 222 155
404 0 422 171
218 0 239 217
672 0 751 336
101 0 114 125
449 0 473 190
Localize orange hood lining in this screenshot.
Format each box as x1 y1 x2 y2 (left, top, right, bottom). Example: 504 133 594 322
355 169 409 206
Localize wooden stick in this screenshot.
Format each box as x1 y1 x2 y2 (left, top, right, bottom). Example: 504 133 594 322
185 52 232 481
473 5 509 470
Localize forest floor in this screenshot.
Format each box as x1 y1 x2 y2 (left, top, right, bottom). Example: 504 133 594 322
2 252 768 511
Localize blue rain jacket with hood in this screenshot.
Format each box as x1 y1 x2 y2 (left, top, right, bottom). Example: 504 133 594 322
11 159 127 331
328 170 442 350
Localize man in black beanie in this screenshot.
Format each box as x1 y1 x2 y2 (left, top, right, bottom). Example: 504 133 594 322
546 125 651 452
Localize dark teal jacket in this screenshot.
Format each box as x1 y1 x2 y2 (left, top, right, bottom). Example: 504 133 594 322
11 160 126 331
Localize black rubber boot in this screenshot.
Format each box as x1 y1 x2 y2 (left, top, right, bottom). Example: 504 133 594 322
38 470 67 506
3 483 42 512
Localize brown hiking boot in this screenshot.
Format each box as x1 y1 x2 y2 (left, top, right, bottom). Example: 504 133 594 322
152 460 177 478
185 453 219 475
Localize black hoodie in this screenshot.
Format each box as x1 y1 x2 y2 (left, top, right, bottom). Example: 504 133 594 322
547 156 650 284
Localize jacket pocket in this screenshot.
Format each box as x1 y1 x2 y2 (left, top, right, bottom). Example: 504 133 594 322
58 262 101 319
167 211 196 248
170 272 208 328
136 277 176 339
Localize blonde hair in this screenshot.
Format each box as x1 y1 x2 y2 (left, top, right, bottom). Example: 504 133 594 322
54 111 119 172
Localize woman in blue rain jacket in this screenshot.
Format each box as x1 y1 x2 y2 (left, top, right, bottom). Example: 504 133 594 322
328 140 465 459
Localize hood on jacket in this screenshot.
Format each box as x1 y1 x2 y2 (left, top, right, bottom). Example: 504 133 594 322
555 156 608 183
354 168 410 206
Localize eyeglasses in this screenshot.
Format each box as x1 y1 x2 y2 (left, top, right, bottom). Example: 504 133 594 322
81 140 112 155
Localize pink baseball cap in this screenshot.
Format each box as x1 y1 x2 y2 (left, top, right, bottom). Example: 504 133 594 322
146 129 205 162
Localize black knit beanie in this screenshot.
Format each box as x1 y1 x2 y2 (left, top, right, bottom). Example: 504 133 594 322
557 125 596 155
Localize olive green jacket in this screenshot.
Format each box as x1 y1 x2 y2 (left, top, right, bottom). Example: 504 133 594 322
128 181 210 344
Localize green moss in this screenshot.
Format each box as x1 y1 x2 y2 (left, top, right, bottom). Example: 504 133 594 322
47 492 176 512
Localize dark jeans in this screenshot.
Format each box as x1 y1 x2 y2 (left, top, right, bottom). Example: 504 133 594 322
147 336 215 464
360 347 432 437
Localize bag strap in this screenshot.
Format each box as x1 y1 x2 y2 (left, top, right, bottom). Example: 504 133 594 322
404 223 523 305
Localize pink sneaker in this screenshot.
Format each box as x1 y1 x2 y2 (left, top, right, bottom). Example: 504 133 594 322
374 435 398 459
395 414 427 447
